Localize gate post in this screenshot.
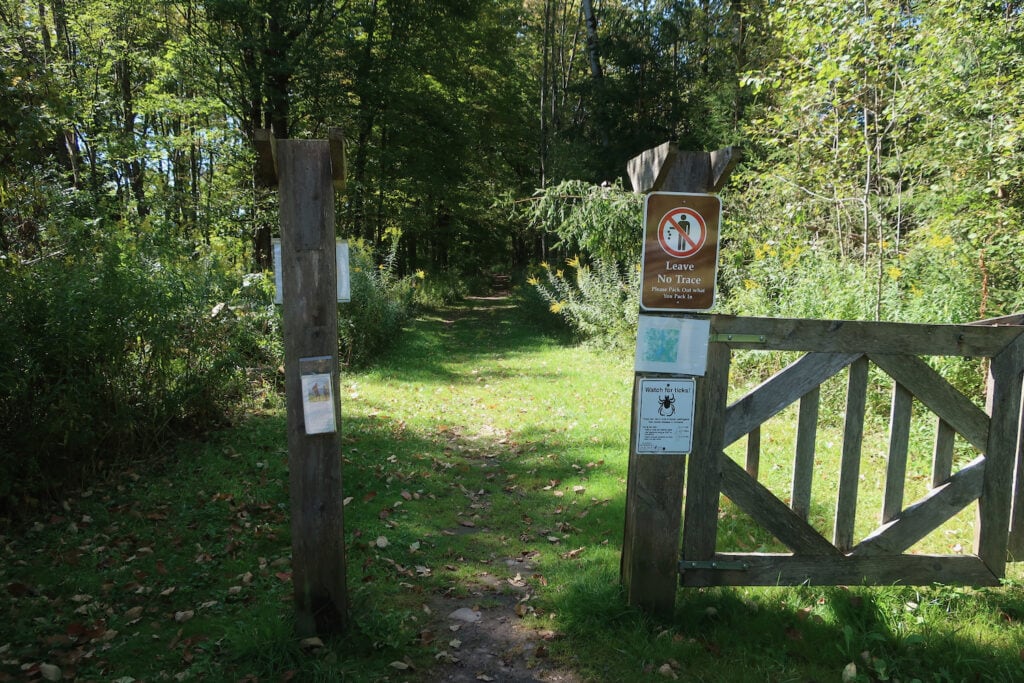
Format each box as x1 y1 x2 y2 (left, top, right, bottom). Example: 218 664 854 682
620 143 738 617
257 129 349 636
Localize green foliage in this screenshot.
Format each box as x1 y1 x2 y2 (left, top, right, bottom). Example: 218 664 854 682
528 257 639 350
0 226 268 505
338 239 416 369
517 179 643 264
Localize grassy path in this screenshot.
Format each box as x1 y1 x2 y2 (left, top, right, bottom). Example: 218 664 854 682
3 293 1024 682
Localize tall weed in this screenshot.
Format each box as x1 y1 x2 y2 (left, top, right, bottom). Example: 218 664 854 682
339 239 416 369
529 256 639 350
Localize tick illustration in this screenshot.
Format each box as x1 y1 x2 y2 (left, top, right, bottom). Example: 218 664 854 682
658 393 676 416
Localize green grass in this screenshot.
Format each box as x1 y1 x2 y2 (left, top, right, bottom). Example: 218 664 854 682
2 288 1023 682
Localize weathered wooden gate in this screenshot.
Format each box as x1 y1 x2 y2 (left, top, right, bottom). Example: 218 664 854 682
678 313 1024 588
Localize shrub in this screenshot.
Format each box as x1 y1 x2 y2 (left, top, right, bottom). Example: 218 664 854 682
529 256 639 350
0 228 255 506
338 239 416 369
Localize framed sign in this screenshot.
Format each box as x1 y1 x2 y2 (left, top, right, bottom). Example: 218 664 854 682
635 378 696 455
274 239 351 304
640 192 721 312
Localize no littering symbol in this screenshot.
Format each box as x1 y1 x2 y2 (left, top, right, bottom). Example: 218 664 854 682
657 207 707 258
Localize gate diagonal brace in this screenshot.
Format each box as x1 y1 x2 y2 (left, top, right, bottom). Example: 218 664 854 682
679 560 750 572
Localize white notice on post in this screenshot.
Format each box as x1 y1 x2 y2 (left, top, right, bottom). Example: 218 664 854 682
636 378 696 454
301 373 337 434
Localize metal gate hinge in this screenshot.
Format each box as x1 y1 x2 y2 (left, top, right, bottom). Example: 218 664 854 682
708 333 766 344
679 559 749 572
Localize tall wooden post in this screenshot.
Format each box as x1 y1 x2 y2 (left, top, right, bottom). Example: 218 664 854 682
257 129 349 636
620 142 739 618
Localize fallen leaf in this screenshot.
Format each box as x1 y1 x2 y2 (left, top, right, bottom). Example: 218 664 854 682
657 663 678 679
476 675 495 682
449 638 462 649
300 637 324 650
39 663 62 682
174 610 194 623
124 606 143 621
841 663 858 682
572 485 586 494
375 536 389 549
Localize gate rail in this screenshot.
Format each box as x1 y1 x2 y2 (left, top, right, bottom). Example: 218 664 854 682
675 313 1024 589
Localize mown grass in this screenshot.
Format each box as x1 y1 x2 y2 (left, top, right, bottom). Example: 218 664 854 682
2 289 1023 682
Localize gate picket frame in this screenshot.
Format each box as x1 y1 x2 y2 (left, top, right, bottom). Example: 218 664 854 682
677 314 1024 590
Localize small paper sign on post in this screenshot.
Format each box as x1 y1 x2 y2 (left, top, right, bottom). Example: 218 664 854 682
274 239 351 305
635 378 696 454
635 315 710 376
299 356 337 435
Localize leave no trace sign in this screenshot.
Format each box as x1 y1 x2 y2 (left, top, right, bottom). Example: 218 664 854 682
641 192 721 311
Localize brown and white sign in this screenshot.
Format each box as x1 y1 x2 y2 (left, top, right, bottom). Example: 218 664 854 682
640 192 721 311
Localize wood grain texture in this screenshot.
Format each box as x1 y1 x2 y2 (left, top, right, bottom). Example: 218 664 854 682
852 456 985 557
724 352 857 447
932 419 955 489
834 357 868 552
682 343 732 562
883 383 913 523
869 353 990 452
710 315 1023 357
720 456 841 556
278 139 348 636
791 387 820 521
679 553 998 587
976 333 1024 575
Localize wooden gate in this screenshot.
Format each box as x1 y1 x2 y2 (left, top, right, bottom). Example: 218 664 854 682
678 313 1024 588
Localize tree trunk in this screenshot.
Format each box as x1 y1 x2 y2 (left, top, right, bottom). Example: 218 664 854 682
581 0 602 80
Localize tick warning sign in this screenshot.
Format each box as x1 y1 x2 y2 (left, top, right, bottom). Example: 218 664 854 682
641 192 721 311
635 378 696 455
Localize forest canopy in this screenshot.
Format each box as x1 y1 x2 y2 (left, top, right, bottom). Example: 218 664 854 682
2 0 1023 497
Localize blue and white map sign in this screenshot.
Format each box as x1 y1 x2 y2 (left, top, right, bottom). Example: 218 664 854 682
634 315 710 376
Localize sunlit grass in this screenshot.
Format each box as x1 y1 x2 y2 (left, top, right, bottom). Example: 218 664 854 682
2 292 1022 681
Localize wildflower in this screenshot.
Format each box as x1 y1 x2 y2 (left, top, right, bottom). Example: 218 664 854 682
549 301 564 313
415 269 426 280
540 261 550 270
887 265 902 280
527 276 540 286
556 269 564 279
566 256 580 268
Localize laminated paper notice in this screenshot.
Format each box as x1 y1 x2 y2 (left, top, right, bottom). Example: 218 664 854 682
299 356 337 435
636 378 696 455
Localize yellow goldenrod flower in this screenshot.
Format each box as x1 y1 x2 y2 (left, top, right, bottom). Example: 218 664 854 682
556 269 564 279
526 276 539 286
549 301 564 313
566 256 580 268
887 265 902 280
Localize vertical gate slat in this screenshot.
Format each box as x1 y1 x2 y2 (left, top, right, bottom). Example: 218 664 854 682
746 427 761 480
1009 407 1024 558
883 383 913 523
682 342 732 563
977 333 1024 575
834 356 868 552
791 386 820 521
932 419 955 488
